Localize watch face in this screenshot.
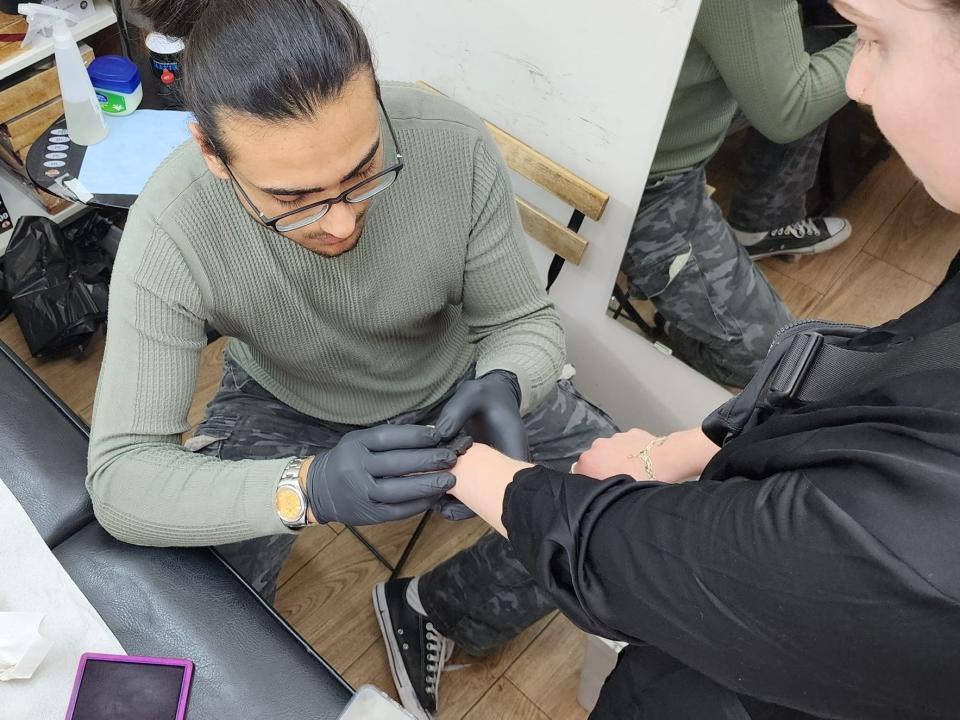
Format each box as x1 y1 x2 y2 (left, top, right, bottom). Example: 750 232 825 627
275 486 304 522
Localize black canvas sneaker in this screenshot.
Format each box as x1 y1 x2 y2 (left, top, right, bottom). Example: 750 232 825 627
374 578 454 720
734 216 852 259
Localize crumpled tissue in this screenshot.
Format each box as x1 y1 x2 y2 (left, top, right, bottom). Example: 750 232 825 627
0 612 54 681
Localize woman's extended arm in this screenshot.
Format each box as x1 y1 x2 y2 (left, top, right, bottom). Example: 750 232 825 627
448 443 531 536
447 426 718 537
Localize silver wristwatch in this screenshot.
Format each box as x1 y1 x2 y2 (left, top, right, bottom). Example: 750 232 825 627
274 457 309 529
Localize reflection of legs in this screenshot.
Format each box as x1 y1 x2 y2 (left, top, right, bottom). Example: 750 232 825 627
621 166 793 387
418 380 619 656
190 359 350 605
592 645 824 720
727 123 829 233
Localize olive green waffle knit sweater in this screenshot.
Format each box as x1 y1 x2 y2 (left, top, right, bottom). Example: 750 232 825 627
651 0 856 178
87 85 564 547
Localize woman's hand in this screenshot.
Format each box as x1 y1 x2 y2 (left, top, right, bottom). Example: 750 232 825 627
576 427 719 484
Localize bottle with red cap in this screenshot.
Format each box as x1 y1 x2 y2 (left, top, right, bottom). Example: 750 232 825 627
145 32 184 109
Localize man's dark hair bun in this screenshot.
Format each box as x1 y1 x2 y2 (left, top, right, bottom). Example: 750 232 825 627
132 0 375 163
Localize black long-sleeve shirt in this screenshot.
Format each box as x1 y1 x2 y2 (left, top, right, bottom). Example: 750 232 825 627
503 259 960 720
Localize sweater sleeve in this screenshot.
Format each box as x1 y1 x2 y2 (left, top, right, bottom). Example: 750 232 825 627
86 220 294 547
697 0 855 144
501 465 951 718
462 130 566 415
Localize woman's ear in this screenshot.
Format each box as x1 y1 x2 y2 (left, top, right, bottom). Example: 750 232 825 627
189 121 230 181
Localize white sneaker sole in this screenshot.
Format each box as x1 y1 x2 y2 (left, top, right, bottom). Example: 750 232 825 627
749 223 853 260
373 583 433 720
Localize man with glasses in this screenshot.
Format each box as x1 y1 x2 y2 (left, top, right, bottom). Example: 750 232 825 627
88 70 617 718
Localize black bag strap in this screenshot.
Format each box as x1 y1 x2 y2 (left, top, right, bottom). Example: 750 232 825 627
703 318 960 446
769 320 960 407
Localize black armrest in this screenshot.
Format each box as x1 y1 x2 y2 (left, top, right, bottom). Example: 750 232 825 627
1 337 354 717
0 340 94 547
55 522 353 719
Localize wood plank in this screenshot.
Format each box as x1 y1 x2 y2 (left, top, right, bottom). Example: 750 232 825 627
0 17 27 66
492 124 608 221
4 97 64 152
274 515 428 671
341 638 399 704
0 45 95 124
760 152 917 294
0 13 24 32
811 252 935 326
437 614 555 720
277 524 339 588
516 197 587 266
464 678 550 720
0 139 30 179
759 263 823 319
392 515 489 577
416 81 608 221
863 182 960 287
76 401 94 426
505 615 589 720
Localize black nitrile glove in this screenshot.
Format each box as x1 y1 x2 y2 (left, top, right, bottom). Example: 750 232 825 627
435 370 528 460
431 433 476 521
306 425 456 526
434 372 527 522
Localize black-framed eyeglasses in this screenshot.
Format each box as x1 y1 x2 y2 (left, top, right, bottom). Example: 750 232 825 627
225 96 404 233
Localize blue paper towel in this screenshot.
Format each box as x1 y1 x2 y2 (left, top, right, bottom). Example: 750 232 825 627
77 110 192 196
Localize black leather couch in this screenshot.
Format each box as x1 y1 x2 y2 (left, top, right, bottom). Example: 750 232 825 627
0 339 353 719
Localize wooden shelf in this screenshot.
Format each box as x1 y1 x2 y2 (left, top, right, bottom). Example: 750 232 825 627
0 0 116 83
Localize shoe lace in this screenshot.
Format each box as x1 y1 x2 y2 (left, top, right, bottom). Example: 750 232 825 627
771 218 819 239
424 622 455 697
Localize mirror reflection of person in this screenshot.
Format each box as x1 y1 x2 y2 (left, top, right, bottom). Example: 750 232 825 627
450 2 960 716
622 0 856 388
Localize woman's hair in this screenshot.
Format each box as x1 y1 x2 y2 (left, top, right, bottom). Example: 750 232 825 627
135 0 374 161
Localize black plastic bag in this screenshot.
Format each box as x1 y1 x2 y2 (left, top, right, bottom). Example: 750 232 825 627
1 214 113 358
0 262 9 321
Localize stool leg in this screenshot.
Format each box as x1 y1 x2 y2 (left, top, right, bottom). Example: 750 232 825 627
346 525 395 573
611 286 659 338
390 511 434 581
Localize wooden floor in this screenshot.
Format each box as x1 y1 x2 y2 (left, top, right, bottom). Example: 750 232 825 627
3 147 958 719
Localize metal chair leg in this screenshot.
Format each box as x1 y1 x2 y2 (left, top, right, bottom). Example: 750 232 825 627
389 511 433 581
611 285 660 339
346 525 395 573
346 510 435 579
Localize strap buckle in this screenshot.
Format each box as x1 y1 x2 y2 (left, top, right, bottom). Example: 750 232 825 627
767 331 824 407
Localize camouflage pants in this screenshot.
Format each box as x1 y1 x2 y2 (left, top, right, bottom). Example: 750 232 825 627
190 358 619 656
621 123 827 388
622 123 829 387
727 123 829 233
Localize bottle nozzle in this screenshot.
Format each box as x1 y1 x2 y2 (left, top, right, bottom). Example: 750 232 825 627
17 3 79 48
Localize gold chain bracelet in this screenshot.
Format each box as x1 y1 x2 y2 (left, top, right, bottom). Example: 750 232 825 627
627 436 667 481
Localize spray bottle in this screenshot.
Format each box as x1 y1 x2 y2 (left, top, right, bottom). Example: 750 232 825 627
18 3 108 146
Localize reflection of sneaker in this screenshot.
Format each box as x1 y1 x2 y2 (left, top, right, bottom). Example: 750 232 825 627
374 579 454 720
734 217 852 259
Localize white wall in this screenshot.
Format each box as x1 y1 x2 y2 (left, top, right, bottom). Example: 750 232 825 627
346 0 730 432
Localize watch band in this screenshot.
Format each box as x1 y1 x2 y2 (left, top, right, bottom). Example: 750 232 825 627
276 457 308 529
